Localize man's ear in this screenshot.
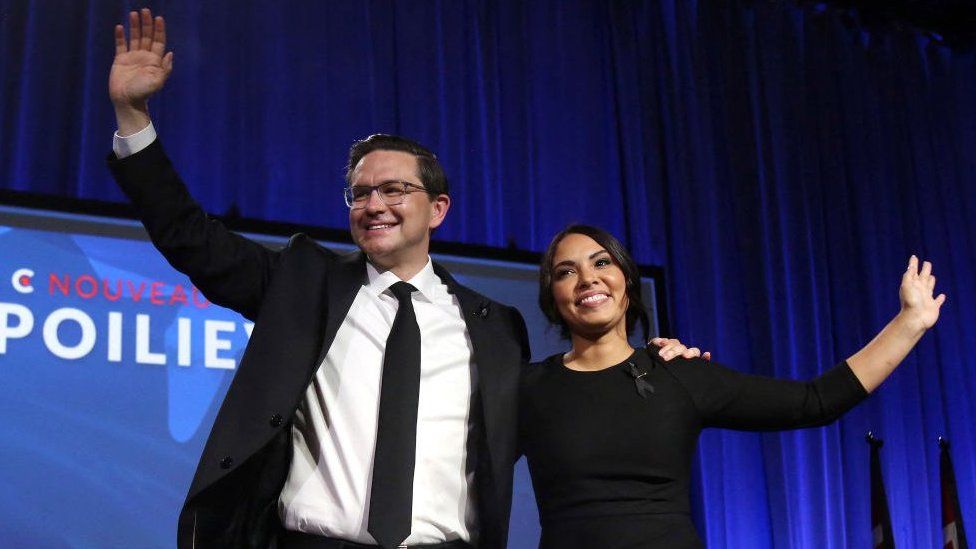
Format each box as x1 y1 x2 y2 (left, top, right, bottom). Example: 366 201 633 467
428 194 451 230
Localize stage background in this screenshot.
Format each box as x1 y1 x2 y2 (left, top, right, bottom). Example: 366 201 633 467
2 0 974 547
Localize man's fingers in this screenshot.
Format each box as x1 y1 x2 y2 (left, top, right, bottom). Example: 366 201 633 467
127 11 140 51
150 16 167 56
651 338 712 361
162 51 174 74
114 24 127 56
682 347 701 358
659 343 688 360
140 8 154 50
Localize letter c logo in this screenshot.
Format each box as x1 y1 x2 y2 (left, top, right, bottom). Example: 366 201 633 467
11 268 34 294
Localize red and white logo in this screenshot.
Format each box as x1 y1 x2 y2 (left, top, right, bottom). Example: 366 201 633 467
11 268 33 294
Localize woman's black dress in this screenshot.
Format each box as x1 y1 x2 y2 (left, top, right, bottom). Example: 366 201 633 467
519 350 867 548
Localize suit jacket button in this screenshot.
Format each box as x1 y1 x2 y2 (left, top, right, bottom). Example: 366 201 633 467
269 414 283 427
219 456 233 469
479 305 489 318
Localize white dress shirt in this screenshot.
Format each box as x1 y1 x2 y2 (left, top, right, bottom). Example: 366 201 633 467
114 125 478 544
278 260 476 544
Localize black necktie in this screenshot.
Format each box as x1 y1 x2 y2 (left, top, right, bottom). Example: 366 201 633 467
368 281 421 549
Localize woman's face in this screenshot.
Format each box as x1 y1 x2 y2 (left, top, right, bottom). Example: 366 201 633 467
550 233 630 339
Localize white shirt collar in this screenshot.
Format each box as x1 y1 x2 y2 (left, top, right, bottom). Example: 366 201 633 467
364 257 439 301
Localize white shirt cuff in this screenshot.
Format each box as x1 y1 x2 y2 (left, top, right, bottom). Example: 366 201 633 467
113 122 157 159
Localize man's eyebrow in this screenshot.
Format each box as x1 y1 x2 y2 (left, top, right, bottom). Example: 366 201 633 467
350 179 403 188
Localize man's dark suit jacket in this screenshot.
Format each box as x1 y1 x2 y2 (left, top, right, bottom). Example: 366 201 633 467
108 141 531 549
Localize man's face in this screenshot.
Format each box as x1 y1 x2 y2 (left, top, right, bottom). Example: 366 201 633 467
348 150 449 272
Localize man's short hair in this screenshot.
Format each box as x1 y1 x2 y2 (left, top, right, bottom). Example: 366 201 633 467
345 134 449 197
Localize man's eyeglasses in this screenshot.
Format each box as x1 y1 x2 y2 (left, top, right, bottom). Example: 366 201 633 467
343 180 432 209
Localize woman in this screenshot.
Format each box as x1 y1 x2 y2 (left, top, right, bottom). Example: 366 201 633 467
520 225 944 548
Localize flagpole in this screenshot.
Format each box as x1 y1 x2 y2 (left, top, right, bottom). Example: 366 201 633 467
940 436 969 549
866 431 883 448
868 431 895 549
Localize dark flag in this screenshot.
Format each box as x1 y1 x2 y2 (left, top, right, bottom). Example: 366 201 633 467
940 437 969 549
868 432 896 548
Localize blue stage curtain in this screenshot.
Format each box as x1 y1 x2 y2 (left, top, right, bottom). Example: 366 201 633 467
2 1 974 547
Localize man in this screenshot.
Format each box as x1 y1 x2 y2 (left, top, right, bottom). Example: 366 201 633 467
108 9 699 548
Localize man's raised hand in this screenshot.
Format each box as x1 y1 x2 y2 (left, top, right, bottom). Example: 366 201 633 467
109 8 173 135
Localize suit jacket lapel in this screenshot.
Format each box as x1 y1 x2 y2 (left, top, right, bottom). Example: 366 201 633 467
320 256 509 469
322 257 505 474
314 250 367 371
432 263 502 458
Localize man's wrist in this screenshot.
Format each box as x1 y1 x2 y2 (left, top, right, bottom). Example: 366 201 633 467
113 103 152 137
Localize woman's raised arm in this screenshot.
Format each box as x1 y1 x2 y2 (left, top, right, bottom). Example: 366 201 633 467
847 255 946 393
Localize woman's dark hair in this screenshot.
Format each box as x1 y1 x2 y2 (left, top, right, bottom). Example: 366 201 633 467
345 133 449 196
538 224 650 341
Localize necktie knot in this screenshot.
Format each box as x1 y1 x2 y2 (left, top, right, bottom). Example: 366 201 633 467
388 281 417 302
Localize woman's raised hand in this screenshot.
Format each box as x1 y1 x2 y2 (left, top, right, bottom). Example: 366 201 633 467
846 255 947 392
900 255 946 331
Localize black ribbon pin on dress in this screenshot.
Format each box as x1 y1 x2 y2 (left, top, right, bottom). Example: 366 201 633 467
627 361 654 398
